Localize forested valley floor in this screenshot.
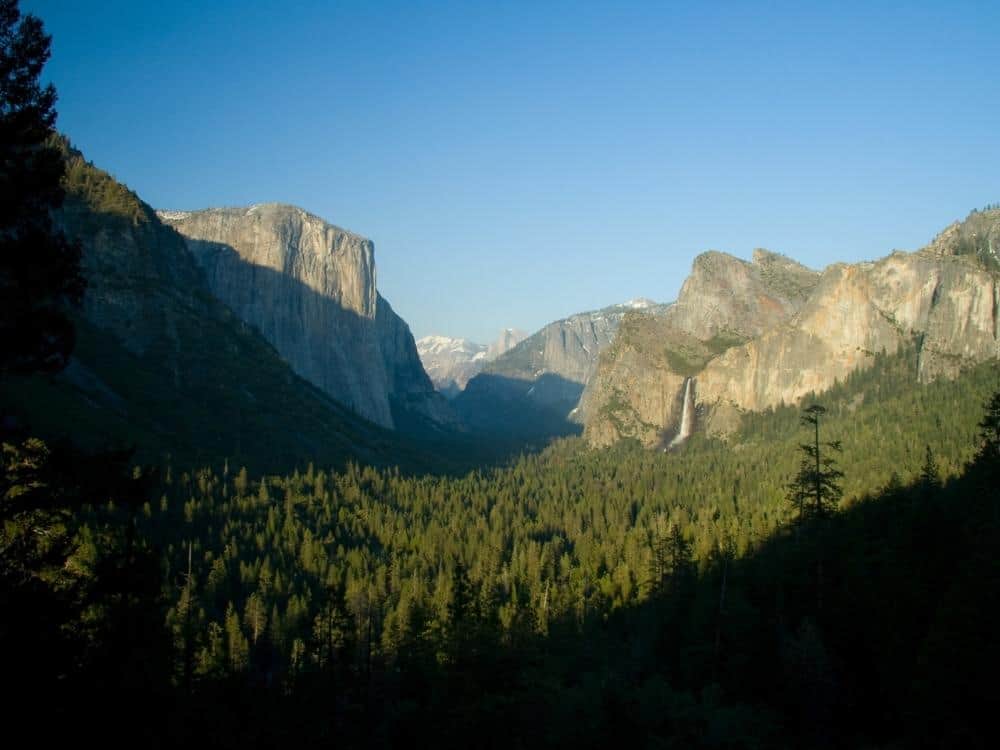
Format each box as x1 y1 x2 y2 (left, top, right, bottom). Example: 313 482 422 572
4 346 999 748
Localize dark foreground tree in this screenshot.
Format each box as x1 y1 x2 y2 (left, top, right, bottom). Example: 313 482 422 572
919 443 940 496
786 404 844 615
0 0 83 375
787 404 843 525
1 6 171 740
973 388 1000 471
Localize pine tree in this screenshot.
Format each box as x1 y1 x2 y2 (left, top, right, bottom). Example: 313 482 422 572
667 523 694 581
234 466 249 497
919 444 940 491
785 404 844 613
449 559 474 626
245 591 268 645
973 389 1000 471
786 405 843 524
224 602 249 672
0 0 83 376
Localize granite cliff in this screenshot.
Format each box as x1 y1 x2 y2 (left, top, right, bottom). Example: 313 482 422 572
582 210 1000 448
1 142 424 471
454 299 669 438
488 328 529 360
159 205 452 431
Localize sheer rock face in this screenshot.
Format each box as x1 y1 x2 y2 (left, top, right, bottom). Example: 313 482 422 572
66 201 204 361
453 300 669 437
487 328 529 360
31 144 420 472
579 251 819 447
493 310 620 388
582 213 1000 448
667 249 819 341
159 204 451 430
158 204 377 317
695 251 999 414
480 299 669 399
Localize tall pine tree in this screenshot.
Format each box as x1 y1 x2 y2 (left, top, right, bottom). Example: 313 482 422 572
0 0 83 376
786 405 843 524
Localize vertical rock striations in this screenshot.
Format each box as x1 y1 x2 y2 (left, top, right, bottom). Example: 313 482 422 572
454 299 669 438
695 249 1000 412
579 251 819 447
159 204 451 431
582 210 1000 449
487 328 530 360
7 141 418 471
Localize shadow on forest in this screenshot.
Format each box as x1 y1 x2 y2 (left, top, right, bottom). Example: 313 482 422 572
453 372 583 440
227 457 993 750
27 452 991 750
9 340 999 748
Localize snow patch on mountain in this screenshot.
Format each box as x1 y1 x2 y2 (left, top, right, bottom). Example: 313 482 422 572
417 328 527 398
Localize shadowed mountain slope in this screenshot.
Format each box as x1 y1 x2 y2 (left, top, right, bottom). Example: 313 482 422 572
0 142 449 473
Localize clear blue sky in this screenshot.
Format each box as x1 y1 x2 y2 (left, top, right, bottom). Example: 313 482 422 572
26 0 1000 344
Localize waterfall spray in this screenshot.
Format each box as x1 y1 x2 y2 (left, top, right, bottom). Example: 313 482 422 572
668 377 695 448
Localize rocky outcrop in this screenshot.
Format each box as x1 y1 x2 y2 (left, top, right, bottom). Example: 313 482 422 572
667 249 818 342
582 211 1000 449
921 207 1000 271
487 328 529 360
695 250 999 412
159 204 452 431
9 141 414 472
579 251 820 447
482 299 667 395
455 299 669 438
578 313 704 448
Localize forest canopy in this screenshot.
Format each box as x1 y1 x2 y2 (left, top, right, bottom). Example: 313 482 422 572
2 1 999 747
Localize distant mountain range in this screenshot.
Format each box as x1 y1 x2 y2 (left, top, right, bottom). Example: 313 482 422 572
416 329 527 398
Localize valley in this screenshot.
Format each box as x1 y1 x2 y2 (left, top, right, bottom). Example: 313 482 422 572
3 1 999 747
8 139 998 472
7 143 995 749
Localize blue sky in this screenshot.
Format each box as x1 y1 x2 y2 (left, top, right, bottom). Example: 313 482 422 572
26 0 1000 344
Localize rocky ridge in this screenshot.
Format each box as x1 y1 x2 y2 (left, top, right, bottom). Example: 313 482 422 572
488 327 529 360
482 298 667 394
581 211 1000 448
159 204 452 431
454 299 669 437
3 141 418 471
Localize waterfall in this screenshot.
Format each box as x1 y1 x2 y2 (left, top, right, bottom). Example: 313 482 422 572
668 377 695 448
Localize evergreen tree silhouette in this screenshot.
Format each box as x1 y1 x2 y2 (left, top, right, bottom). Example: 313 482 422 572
787 405 843 524
0 0 83 377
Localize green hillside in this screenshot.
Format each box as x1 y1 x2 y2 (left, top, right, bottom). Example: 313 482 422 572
0 143 447 474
